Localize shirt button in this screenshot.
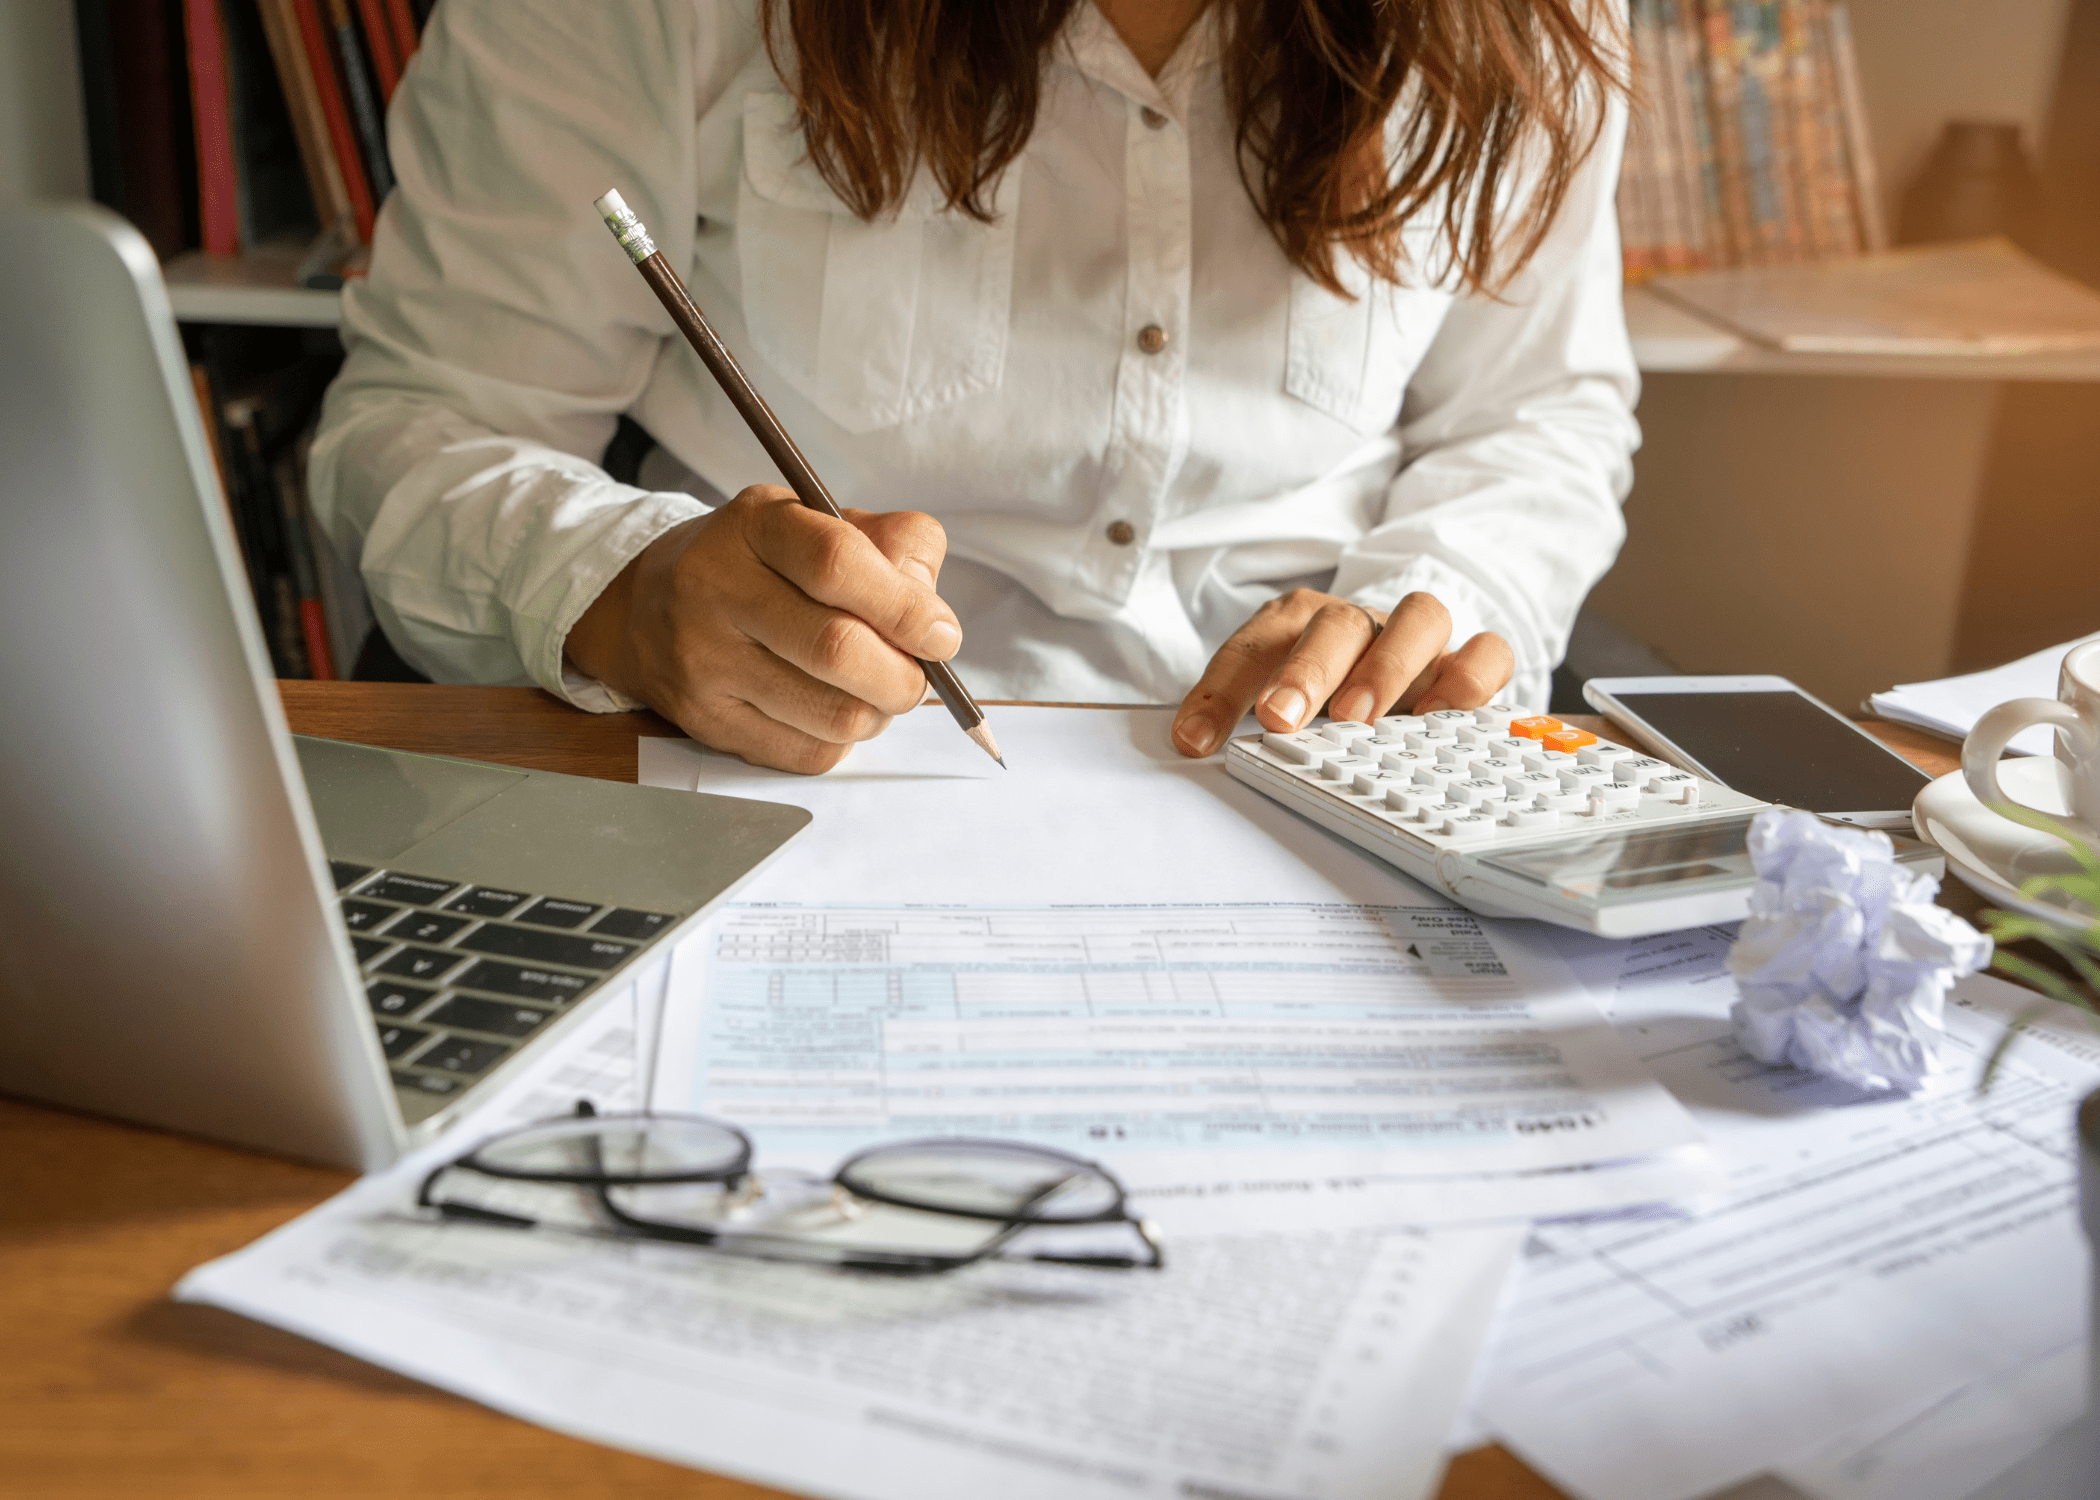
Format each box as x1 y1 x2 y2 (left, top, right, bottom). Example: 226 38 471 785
1105 520 1137 546
1137 324 1169 355
1140 107 1169 130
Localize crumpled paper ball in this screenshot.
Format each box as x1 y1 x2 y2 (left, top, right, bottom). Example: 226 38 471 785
1725 807 1991 1092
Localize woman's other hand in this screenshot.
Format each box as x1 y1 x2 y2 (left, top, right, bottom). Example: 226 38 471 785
564 486 961 773
1170 590 1513 757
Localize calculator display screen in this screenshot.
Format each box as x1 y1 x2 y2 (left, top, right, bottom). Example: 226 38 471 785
1611 690 1931 814
1481 815 1761 904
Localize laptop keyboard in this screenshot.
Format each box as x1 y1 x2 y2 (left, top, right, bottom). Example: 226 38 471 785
328 860 674 1105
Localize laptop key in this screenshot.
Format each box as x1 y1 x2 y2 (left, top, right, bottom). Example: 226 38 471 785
514 897 599 930
330 861 373 891
350 935 390 965
418 1036 512 1076
456 925 633 971
591 907 676 940
364 873 461 907
392 1070 462 1097
367 979 435 1017
427 995 554 1039
340 899 399 931
375 945 470 983
452 959 594 1005
445 885 532 919
376 1023 433 1060
384 910 471 945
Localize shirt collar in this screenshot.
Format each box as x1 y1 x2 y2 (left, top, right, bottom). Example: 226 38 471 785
1059 3 1220 120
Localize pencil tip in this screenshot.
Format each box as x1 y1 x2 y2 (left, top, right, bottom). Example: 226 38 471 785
965 723 1005 766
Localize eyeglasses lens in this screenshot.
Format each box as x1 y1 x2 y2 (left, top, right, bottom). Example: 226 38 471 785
474 1115 748 1183
839 1142 1122 1223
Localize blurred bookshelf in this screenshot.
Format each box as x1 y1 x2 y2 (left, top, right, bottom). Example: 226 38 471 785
164 242 341 327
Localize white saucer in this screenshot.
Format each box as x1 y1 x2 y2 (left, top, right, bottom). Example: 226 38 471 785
1913 757 2095 928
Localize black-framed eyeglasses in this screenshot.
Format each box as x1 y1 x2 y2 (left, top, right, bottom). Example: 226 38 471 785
417 1101 1164 1276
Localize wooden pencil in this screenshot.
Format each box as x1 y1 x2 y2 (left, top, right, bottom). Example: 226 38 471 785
593 189 1003 768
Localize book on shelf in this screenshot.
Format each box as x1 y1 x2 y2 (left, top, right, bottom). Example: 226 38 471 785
1622 0 1885 280
186 331 369 680
75 0 431 283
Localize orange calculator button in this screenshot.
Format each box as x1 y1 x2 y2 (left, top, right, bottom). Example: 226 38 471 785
1509 716 1563 741
1542 727 1598 754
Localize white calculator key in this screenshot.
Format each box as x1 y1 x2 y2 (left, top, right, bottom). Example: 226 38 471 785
1261 731 1330 765
1385 786 1433 815
1320 721 1377 745
1592 785 1640 814
1455 724 1497 748
1412 767 1457 791
1557 764 1615 792
1377 715 1427 737
1352 769 1400 796
1482 736 1528 758
1504 805 1559 830
1424 709 1474 733
1650 772 1701 804
1615 756 1670 785
1440 812 1498 841
1472 704 1518 730
1505 770 1559 800
1449 778 1507 808
1538 788 1590 812
1380 749 1435 776
1410 723 1459 746
1320 756 1374 781
1472 756 1524 781
1577 743 1632 767
1522 748 1571 774
1435 745 1475 771
1422 800 1467 826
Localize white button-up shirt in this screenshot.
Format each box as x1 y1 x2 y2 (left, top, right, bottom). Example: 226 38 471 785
311 0 1639 714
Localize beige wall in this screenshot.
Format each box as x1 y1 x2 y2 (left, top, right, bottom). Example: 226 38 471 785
1588 0 2077 708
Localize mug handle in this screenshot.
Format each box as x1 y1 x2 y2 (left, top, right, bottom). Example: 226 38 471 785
1962 697 2097 833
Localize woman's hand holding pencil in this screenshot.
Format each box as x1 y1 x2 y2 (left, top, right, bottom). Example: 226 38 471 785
584 190 1002 773
566 488 964 775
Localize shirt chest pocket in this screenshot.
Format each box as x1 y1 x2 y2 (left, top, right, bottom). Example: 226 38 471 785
1284 244 1453 436
736 91 1021 436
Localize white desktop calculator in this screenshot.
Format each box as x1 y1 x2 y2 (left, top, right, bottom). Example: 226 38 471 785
1225 704 1941 937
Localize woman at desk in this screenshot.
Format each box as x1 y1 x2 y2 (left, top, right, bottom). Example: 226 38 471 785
312 0 1638 774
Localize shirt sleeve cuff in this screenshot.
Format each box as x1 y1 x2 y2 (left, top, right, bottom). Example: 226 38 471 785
526 489 712 714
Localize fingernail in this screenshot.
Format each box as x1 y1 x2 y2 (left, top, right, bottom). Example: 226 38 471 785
1175 715 1218 756
1263 686 1307 727
1332 688 1374 724
899 559 935 586
923 621 961 657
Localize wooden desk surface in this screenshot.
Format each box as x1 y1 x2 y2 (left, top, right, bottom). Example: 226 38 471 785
0 683 1965 1500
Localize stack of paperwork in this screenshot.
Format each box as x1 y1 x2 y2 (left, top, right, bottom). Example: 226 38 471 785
178 708 2100 1500
1869 633 2100 756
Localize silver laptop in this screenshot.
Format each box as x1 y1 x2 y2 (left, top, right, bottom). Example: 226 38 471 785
0 204 808 1171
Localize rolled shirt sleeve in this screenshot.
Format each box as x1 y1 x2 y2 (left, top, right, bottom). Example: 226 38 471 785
1333 92 1641 712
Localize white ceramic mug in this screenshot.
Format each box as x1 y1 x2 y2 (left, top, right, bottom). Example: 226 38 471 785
1963 637 2100 842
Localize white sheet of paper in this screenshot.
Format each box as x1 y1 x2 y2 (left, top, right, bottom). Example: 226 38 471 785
1475 926 2099 1500
177 955 1527 1500
1867 631 2100 757
637 706 1457 908
1772 1338 2087 1500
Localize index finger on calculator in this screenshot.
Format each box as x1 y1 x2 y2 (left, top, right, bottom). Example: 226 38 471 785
1170 590 1328 757
1325 593 1453 725
751 502 963 664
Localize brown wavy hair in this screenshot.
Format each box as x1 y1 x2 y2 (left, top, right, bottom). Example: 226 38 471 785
759 0 1626 296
